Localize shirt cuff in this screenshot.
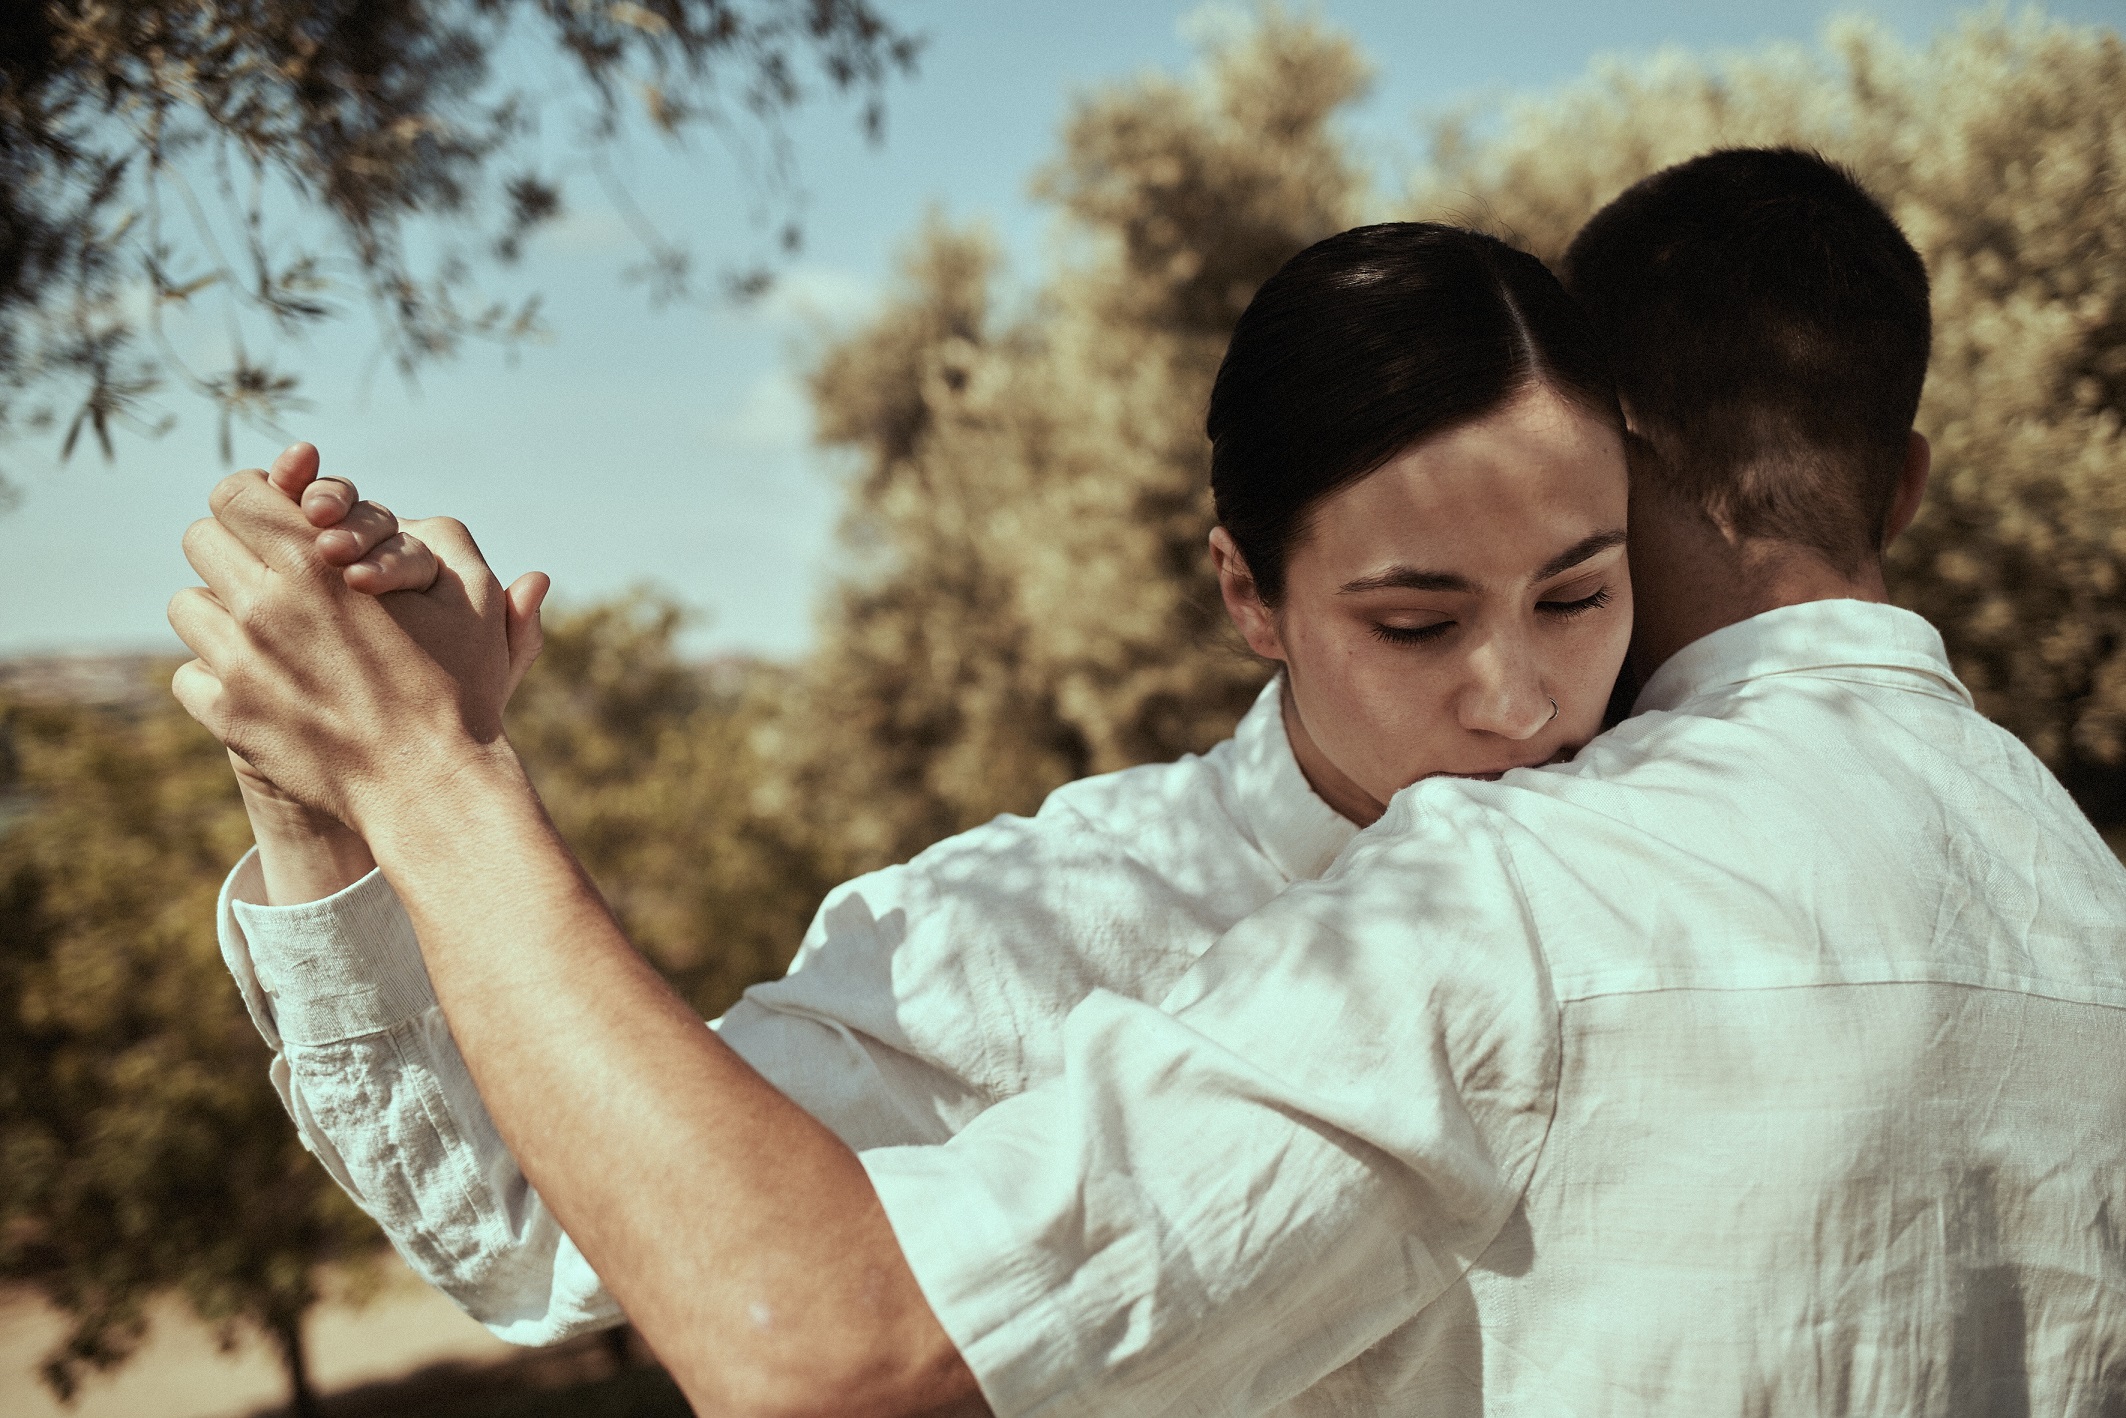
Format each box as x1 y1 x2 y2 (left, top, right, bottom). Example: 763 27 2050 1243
224 847 440 1045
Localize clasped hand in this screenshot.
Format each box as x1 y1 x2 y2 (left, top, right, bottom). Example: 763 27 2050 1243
169 443 547 833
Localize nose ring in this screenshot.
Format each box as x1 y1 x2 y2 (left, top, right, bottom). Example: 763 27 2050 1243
1546 696 1559 724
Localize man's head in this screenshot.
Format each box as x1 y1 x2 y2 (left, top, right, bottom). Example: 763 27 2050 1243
1563 148 1931 575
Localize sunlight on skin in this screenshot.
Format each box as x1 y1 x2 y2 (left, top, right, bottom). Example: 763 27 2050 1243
1213 386 1633 826
169 463 983 1416
214 443 550 907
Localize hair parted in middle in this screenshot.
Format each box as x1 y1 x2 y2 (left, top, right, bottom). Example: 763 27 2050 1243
1207 221 1622 607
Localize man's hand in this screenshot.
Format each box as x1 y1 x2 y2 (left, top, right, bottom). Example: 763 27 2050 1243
227 443 548 803
205 445 548 902
268 441 443 597
228 442 437 819
170 466 542 833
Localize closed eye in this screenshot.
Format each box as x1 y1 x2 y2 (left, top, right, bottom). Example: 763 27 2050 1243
1538 587 1612 618
1370 621 1453 645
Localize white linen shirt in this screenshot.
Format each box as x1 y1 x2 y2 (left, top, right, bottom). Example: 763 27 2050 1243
858 599 2126 1415
215 677 1355 1345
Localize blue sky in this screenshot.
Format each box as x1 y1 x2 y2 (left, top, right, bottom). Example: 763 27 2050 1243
3 0 2117 661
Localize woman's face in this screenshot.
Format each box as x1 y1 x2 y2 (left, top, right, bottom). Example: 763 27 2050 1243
1213 385 1632 826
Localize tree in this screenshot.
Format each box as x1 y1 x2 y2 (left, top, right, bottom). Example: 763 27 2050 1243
0 0 919 490
0 685 378 1416
503 592 832 1018
786 13 1369 874
786 8 2126 875
0 606 825 1414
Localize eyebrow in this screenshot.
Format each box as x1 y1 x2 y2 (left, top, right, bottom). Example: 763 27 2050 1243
1337 527 1627 596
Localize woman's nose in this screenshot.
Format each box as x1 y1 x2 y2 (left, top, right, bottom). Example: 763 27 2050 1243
1456 636 1552 741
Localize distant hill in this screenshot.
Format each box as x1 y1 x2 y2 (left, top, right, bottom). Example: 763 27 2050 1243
0 653 174 712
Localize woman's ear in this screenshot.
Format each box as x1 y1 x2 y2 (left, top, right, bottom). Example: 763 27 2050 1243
1209 527 1286 662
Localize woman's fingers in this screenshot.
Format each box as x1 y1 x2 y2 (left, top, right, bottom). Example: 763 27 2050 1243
343 532 439 595
503 571 551 700
317 499 400 566
302 477 361 530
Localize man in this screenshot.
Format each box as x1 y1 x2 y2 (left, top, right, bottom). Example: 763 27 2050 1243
173 149 2126 1414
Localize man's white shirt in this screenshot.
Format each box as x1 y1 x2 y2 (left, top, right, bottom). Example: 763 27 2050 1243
219 601 2126 1414
217 675 1356 1343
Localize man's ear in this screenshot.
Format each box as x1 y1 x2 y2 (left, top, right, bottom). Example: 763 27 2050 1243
1884 430 1931 546
1208 527 1286 662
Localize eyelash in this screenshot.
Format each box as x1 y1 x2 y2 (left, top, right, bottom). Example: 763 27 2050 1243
1543 586 1613 619
1368 587 1613 646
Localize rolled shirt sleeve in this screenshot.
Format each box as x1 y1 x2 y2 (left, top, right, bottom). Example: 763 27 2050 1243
219 851 989 1344
220 850 623 1343
860 795 1561 1416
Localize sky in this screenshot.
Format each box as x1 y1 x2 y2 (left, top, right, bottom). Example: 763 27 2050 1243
2 0 2118 662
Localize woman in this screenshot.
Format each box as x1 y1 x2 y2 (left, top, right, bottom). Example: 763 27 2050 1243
215 222 1631 1342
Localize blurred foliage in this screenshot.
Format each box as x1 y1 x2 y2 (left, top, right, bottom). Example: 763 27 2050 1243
0 0 919 484
782 11 1368 874
0 601 822 1408
0 686 378 1414
779 6 2126 875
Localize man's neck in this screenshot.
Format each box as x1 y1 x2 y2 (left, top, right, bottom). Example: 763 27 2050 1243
1626 491 1888 685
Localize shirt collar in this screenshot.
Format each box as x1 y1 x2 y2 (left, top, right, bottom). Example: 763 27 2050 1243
1634 598 1974 715
1229 676 1358 883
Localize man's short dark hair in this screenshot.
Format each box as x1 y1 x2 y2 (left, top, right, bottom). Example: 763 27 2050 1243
1562 147 1931 570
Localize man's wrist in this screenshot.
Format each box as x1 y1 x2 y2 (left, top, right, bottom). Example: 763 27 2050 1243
349 735 539 878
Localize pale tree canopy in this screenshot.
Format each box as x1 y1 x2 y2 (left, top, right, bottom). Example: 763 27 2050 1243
791 9 2126 875
792 13 1369 874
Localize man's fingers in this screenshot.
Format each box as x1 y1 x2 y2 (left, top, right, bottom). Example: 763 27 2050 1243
265 442 321 500
181 516 269 609
343 532 439 596
209 469 329 573
262 443 359 529
318 500 400 567
167 585 242 663
503 571 551 700
170 658 228 735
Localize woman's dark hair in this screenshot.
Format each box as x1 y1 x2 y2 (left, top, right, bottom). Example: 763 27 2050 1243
1208 222 1622 605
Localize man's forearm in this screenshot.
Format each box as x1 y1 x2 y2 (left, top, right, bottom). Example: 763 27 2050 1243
357 745 984 1418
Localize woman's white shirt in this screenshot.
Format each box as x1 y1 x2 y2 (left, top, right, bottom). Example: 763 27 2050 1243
214 677 1354 1344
